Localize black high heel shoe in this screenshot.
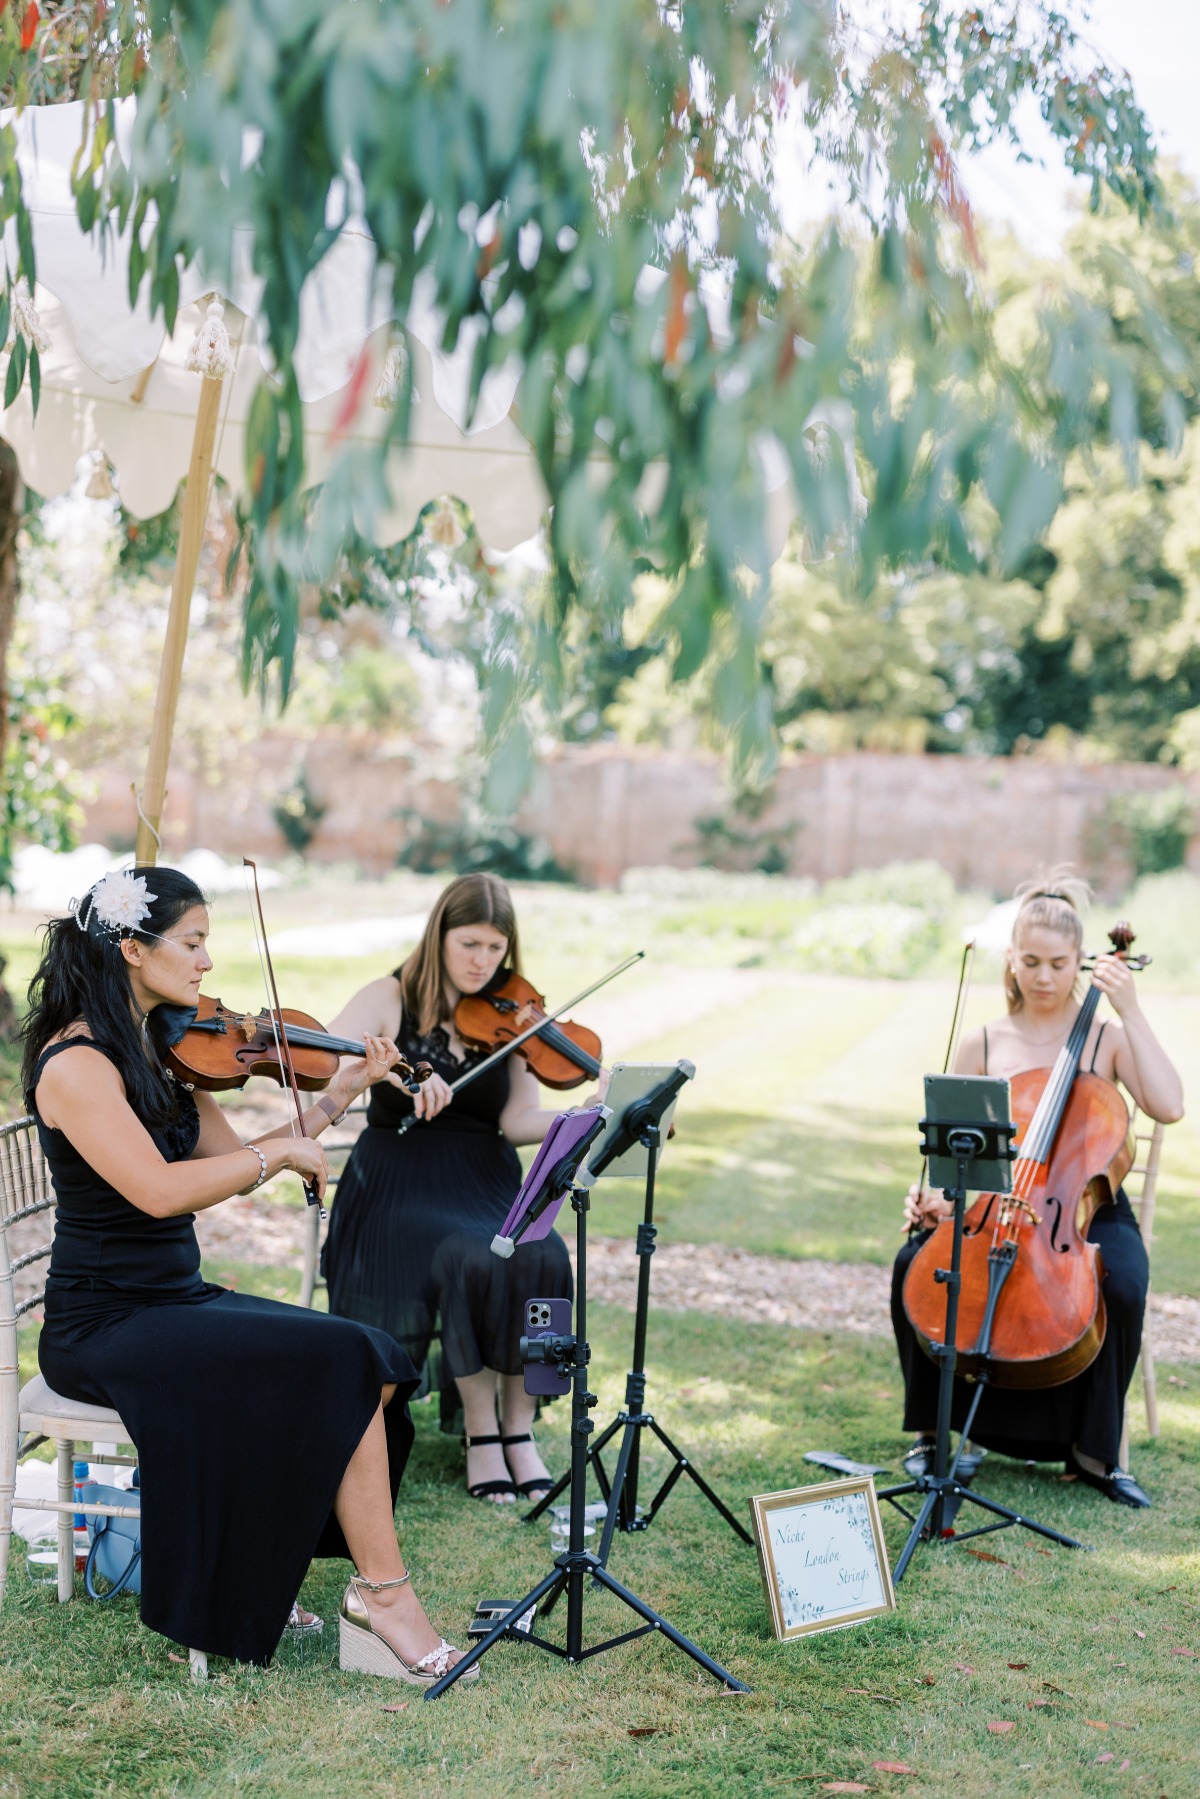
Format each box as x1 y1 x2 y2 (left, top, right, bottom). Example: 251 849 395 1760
501 1432 556 1499
464 1432 517 1502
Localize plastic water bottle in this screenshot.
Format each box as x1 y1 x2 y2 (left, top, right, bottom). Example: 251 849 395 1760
73 1461 89 1572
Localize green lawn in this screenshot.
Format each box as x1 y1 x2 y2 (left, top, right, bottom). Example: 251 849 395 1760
3 1294 1198 1798
3 872 1198 1795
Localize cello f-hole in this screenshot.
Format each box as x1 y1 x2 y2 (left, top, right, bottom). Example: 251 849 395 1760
1046 1194 1070 1253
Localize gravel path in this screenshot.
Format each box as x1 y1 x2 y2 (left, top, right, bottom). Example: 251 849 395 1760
187 1195 1200 1363
14 1176 1198 1361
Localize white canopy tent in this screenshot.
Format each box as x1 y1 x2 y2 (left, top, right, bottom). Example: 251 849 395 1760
0 101 551 862
0 102 845 861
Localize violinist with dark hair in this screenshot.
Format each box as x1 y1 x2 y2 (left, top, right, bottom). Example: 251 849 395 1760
322 872 609 1506
891 873 1183 1509
24 866 475 1683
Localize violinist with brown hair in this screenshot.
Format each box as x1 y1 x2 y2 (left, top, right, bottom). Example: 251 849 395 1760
891 873 1183 1509
322 872 608 1506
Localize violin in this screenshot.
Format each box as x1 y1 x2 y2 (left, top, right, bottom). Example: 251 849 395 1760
455 972 603 1090
902 922 1150 1391
165 993 433 1095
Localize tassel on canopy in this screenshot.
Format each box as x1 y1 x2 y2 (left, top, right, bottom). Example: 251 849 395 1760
186 295 234 381
373 337 409 409
8 277 50 354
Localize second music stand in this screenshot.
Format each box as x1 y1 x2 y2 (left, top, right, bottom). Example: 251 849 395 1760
523 1063 754 1566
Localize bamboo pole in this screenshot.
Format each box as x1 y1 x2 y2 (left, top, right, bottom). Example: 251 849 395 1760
134 375 224 866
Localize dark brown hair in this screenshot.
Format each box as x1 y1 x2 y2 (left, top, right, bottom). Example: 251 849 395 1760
22 865 207 1124
400 873 521 1034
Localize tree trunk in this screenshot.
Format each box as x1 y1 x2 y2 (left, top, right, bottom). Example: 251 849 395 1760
0 440 23 1040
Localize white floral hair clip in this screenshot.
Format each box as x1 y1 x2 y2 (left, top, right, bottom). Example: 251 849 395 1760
71 870 157 937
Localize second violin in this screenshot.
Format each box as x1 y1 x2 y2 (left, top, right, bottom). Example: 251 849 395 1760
455 972 603 1089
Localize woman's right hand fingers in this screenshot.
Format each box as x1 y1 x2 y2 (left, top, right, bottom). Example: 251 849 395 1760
287 1140 329 1198
413 1072 453 1120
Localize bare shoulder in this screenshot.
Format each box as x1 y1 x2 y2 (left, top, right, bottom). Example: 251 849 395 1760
356 973 403 1020
36 1035 124 1125
327 973 403 1039
1094 1015 1127 1077
953 1025 988 1076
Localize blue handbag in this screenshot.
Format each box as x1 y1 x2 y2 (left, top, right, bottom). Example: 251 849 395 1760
82 1482 141 1600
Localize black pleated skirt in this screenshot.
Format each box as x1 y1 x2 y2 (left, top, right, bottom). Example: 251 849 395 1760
322 1120 573 1385
39 1283 417 1665
890 1194 1149 1468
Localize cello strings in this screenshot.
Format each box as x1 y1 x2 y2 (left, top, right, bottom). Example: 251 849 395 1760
999 982 1102 1244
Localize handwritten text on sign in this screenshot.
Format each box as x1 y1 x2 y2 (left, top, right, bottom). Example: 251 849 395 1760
766 1489 887 1630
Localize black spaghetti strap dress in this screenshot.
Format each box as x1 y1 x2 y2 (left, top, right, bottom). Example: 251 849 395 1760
322 997 572 1404
31 1041 419 1666
890 1023 1150 1469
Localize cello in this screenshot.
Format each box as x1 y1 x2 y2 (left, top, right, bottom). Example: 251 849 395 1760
902 922 1150 1391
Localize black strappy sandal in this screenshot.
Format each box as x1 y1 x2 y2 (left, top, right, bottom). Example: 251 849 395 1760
501 1432 556 1499
464 1432 517 1502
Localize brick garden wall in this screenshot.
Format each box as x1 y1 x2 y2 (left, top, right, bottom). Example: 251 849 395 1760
82 737 1200 897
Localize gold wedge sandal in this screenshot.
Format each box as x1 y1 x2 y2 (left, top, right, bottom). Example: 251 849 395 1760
338 1573 479 1685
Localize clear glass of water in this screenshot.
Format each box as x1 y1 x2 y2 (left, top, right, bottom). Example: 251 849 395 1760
549 1505 571 1553
24 1533 58 1585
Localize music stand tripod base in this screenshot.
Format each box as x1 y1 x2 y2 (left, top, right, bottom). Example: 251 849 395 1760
425 1111 749 1699
523 1064 753 1567
880 1115 1087 1582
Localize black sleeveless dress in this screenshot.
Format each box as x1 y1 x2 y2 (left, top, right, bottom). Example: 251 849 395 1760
322 997 572 1401
890 1024 1150 1468
32 1041 419 1666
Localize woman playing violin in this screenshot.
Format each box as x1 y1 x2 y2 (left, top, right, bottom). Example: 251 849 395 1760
322 872 606 1505
892 874 1183 1508
26 866 474 1683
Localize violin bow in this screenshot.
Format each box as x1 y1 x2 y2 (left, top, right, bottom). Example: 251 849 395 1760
243 856 324 1216
909 936 977 1233
396 949 645 1137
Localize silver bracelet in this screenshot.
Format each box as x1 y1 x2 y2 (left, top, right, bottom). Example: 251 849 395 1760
245 1144 268 1192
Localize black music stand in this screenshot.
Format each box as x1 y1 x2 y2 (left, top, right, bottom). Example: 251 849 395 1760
524 1062 753 1566
878 1112 1085 1582
424 1103 748 1700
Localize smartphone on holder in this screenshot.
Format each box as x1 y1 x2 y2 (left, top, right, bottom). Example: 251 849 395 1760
522 1297 573 1398
922 1073 1015 1194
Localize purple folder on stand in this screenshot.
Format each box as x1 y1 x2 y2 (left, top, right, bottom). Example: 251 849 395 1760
491 1106 609 1257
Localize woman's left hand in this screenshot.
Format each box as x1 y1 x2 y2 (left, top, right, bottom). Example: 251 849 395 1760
1090 953 1140 1019
349 1034 404 1098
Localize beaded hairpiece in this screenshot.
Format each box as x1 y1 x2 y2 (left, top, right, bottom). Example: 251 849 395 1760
71 870 156 938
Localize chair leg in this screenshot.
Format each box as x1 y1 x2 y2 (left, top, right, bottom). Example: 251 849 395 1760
1119 1414 1130 1472
189 1648 208 1682
56 1438 74 1603
1142 1328 1159 1439
0 1401 15 1618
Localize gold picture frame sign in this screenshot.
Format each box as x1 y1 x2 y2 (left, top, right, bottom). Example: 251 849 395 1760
751 1476 896 1641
